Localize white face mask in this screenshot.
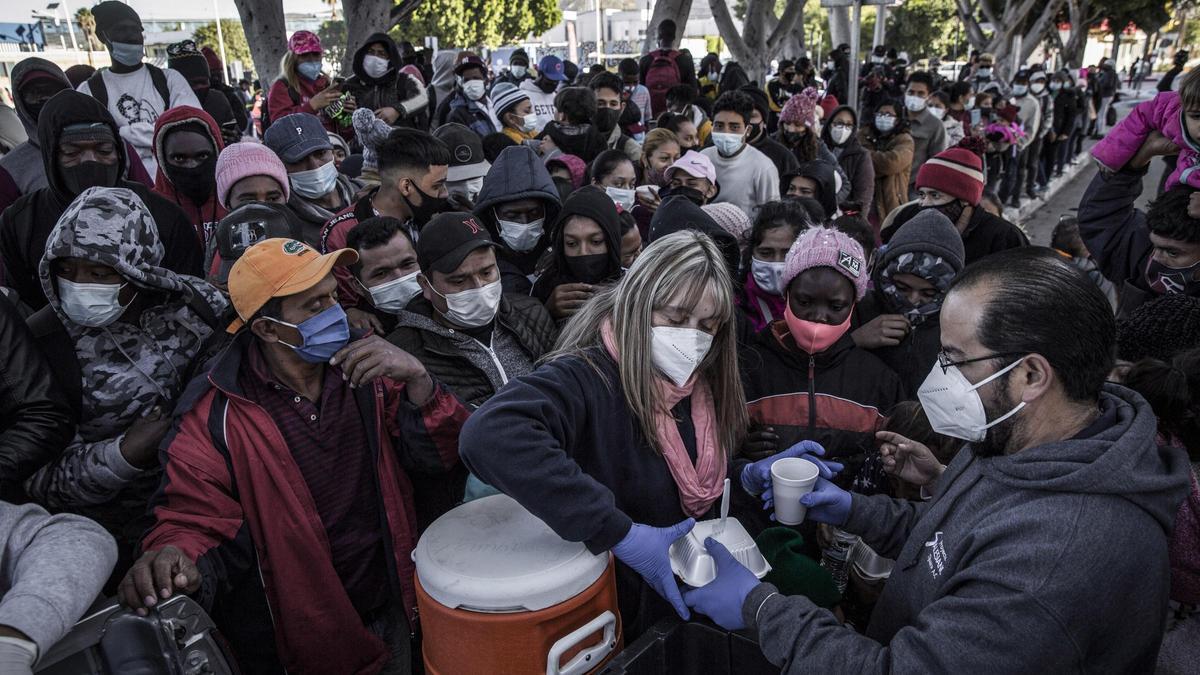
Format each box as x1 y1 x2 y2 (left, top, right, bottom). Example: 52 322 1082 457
511 65 528 79
875 115 896 132
830 124 853 145
520 113 539 132
605 186 635 211
57 278 130 327
462 79 487 101
448 176 485 203
365 271 421 314
289 160 339 199
977 67 993 78
711 131 745 156
1030 82 1046 94
750 257 787 296
436 279 503 327
363 54 391 79
905 95 927 113
927 106 947 121
917 357 1027 442
965 99 977 110
496 214 545 252
651 326 714 387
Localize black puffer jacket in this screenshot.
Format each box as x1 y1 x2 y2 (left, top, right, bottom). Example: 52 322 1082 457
0 295 73 502
387 293 558 407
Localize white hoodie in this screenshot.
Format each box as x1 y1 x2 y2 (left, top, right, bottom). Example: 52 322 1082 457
519 79 559 133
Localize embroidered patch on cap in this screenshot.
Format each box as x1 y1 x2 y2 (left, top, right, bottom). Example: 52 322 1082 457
282 240 309 255
838 250 862 277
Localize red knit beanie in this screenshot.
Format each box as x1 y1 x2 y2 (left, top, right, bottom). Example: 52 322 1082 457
915 147 985 205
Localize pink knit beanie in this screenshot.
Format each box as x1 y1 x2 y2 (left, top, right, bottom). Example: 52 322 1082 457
702 203 751 243
779 87 821 127
781 226 868 300
216 142 291 209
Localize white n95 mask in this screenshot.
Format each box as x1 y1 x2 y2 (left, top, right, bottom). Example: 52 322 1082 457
437 280 503 327
651 326 713 387
917 357 1026 442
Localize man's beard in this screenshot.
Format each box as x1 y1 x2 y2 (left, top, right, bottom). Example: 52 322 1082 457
971 373 1021 458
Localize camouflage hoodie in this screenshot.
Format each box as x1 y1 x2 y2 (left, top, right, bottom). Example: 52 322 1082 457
25 187 227 509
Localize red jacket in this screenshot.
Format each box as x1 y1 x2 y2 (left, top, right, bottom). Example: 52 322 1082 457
267 76 354 142
151 106 227 245
321 191 377 309
143 333 469 674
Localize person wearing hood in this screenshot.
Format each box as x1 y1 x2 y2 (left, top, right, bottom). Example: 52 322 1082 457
435 53 498 138
494 49 533 89
702 91 780 219
902 71 948 196
200 46 251 135
737 200 810 333
492 82 539 146
685 248 1190 674
264 112 361 241
782 160 840 221
533 186 623 320
860 100 914 226
821 105 875 216
738 85 801 179
473 145 563 294
344 33 430 131
76 2 201 177
999 69 1042 209
0 58 152 214
0 91 203 311
739 225 904 498
541 87 608 164
151 106 227 246
853 209 966 398
266 31 352 140
591 72 643 163
883 146 1028 265
165 40 242 147
23 186 227 569
519 55 566 133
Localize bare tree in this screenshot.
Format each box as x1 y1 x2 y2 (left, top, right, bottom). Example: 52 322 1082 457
1062 0 1102 69
955 0 1068 79
233 0 289 86
643 0 695 53
710 0 806 83
827 6 851 51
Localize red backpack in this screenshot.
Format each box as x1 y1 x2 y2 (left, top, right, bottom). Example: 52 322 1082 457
645 49 682 117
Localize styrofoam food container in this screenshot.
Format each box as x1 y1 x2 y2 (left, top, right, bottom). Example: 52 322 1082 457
850 539 895 581
669 518 772 588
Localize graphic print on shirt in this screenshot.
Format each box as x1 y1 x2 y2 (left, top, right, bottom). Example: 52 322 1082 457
116 93 158 126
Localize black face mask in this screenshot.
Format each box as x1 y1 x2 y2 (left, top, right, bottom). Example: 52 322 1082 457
594 107 620 134
25 101 47 124
660 185 706 206
924 200 965 225
403 183 448 227
165 155 218 204
537 78 558 94
782 130 805 146
565 253 611 283
747 122 763 142
61 160 120 196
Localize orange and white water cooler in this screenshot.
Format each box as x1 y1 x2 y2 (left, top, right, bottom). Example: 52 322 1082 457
413 494 623 675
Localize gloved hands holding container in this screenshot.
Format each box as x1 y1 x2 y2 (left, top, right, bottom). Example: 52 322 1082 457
611 518 696 619
681 538 762 631
740 440 841 495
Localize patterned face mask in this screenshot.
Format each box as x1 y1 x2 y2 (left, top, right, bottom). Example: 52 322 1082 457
878 252 957 325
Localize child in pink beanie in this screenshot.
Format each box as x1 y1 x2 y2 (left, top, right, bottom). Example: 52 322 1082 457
215 141 291 209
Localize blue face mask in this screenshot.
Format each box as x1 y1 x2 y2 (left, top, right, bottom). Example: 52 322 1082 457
269 303 350 363
298 61 322 82
110 41 144 67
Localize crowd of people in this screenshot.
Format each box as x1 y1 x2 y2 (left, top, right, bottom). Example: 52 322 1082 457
0 3 1197 674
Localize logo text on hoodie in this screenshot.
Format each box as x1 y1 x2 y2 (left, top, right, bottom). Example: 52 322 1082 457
924 531 947 578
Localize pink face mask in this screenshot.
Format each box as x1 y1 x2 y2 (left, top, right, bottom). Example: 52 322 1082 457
784 301 853 354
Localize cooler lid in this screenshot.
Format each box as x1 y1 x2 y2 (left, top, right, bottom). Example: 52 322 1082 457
414 494 608 612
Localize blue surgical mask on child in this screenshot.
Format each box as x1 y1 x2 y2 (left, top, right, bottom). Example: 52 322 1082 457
268 303 350 363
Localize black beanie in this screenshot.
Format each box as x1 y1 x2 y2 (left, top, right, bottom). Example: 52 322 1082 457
1117 293 1200 362
92 1 141 36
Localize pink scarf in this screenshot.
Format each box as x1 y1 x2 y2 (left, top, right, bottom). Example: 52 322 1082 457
601 320 726 517
741 274 787 333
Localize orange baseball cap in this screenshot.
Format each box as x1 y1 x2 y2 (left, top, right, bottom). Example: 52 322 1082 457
226 238 357 333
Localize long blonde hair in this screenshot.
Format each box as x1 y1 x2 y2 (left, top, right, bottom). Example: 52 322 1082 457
279 51 303 92
550 230 747 457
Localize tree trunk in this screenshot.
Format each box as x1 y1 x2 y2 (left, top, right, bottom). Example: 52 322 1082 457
1111 27 1122 62
233 0 288 85
643 0 694 53
1063 0 1094 69
710 0 805 84
341 0 391 74
828 6 850 50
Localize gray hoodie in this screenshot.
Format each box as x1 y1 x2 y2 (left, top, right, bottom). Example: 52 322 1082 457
0 501 116 656
0 59 67 199
744 385 1190 672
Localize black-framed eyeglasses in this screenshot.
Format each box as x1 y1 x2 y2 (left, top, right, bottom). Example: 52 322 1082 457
936 350 1025 374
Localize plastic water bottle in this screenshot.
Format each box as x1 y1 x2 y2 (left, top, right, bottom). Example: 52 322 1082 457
821 529 859 594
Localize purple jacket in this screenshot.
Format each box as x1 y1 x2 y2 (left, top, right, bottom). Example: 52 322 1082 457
1091 91 1200 190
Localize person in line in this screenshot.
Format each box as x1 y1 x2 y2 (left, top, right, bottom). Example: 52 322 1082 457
23 186 226 576
343 33 429 131
201 46 251 135
541 87 606 163
204 202 302 291
591 150 638 212
1079 132 1200 317
738 200 810 333
765 60 803 130
860 100 914 226
0 500 118 674
701 202 751 253
591 73 642 162
1051 215 1118 312
853 209 966 398
782 161 840 221
902 71 948 197
662 150 719 208
702 91 779 218
666 85 713 145
656 111 702 153
738 86 799 179
620 58 653 137
1046 72 1078 178
434 123 490 207
263 113 360 241
685 248 1190 673
76 1 201 176
925 92 964 146
214 142 290 213
520 55 567 133
638 128 681 189
164 41 241 148
0 58 152 214
461 230 831 639
473 145 562 294
342 216 417 335
821 105 875 217
491 82 538 147
266 31 351 140
533 186 623 321
118 236 467 674
1029 71 1055 194
493 49 533 89
639 20 696 117
0 91 203 311
999 70 1042 209
151 106 226 246
437 53 497 138
1093 60 1120 138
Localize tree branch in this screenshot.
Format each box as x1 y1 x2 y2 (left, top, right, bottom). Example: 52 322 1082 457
709 0 749 58
766 0 806 54
977 0 1000 29
1019 0 1068 63
956 0 988 50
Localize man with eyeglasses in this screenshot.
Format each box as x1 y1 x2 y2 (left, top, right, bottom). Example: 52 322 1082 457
684 247 1190 672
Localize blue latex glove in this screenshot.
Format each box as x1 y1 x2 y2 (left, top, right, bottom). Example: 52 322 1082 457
741 440 843 495
798 477 852 525
611 518 695 619
682 538 763 630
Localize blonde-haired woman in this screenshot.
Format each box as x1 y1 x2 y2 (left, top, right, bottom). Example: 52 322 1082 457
461 230 834 637
633 128 682 234
267 30 352 138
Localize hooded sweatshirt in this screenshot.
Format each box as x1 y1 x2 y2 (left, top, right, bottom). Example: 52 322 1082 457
473 145 562 294
744 384 1191 673
0 58 151 214
783 160 839 220
649 195 741 280
24 187 226 526
343 33 429 129
821 105 875 214
518 78 559 133
0 90 204 310
531 185 623 303
151 106 227 245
